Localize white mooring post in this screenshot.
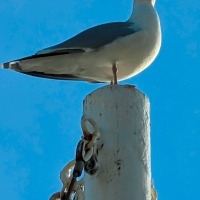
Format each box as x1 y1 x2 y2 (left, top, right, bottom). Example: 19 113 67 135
83 85 151 200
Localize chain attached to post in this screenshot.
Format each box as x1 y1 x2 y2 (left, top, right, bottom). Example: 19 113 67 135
61 140 85 200
151 180 158 200
81 115 100 175
50 115 100 200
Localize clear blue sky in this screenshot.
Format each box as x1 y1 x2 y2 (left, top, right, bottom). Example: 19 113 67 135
0 0 199 199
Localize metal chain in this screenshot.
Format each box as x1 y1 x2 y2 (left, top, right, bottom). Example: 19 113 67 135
61 140 85 200
151 180 157 200
49 115 100 200
81 116 100 175
60 160 76 198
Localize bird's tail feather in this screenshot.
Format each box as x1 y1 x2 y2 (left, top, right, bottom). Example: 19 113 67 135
2 61 23 72
1 61 20 70
1 63 9 69
1 61 104 83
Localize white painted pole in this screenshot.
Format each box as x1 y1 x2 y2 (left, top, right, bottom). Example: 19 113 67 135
83 85 151 200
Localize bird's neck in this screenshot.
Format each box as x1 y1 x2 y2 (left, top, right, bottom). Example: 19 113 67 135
134 0 155 6
128 2 159 30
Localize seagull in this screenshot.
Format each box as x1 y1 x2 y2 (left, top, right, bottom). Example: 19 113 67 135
1 0 161 84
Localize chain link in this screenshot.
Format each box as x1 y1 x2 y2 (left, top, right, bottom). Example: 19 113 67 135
151 180 157 200
81 116 100 175
50 115 100 200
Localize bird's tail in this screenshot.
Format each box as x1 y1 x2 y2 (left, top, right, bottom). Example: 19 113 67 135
1 63 8 69
1 61 20 70
1 60 103 82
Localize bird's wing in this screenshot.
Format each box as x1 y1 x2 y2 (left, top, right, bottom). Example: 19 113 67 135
2 22 139 62
36 22 138 55
1 22 139 82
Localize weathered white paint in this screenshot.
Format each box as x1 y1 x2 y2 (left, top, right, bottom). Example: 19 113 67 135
83 85 151 200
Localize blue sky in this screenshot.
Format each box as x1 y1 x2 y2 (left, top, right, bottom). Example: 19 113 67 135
0 0 199 199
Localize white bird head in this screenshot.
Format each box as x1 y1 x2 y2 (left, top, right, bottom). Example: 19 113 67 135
135 0 156 6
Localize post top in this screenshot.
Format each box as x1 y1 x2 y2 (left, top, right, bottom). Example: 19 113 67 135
86 84 148 100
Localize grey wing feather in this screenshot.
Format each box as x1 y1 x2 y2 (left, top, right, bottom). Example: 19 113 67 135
1 21 138 76
4 22 138 61
37 22 138 54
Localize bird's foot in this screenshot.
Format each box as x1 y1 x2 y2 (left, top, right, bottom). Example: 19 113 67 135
112 63 118 85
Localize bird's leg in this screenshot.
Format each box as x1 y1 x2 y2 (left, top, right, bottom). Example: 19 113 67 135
112 63 118 85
